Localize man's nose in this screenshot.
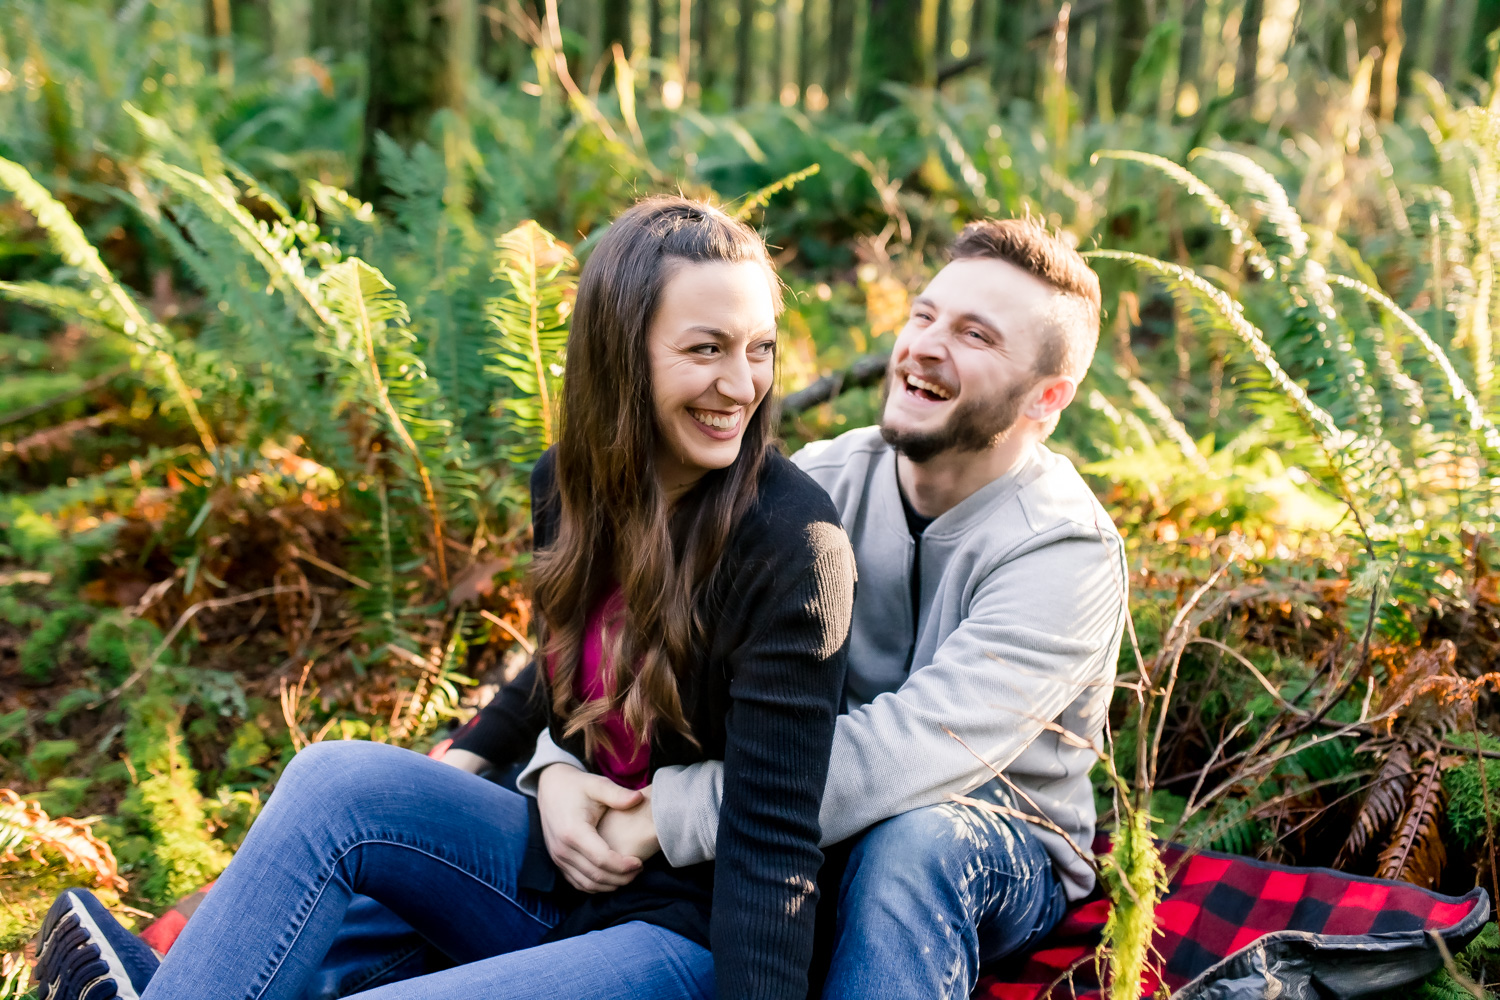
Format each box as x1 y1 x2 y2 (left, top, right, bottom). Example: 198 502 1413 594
899 318 947 362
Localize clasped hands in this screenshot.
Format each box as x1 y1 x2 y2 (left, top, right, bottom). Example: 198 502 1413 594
536 762 661 893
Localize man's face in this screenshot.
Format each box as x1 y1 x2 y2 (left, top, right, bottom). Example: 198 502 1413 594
880 257 1065 463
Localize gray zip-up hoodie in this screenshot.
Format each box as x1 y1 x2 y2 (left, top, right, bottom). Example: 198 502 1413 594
520 426 1127 900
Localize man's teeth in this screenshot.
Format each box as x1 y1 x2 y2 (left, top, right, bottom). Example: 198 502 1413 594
690 409 738 430
906 374 953 400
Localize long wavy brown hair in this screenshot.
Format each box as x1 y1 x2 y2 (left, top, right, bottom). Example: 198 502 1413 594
531 196 782 760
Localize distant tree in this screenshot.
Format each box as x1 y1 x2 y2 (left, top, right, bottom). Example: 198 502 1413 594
826 0 856 103
1470 0 1500 81
734 0 755 105
602 0 629 85
1106 0 1149 116
1236 0 1262 105
856 0 936 119
697 0 719 98
359 0 475 201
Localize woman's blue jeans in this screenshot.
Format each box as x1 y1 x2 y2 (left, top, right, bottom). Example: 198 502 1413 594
138 740 713 1000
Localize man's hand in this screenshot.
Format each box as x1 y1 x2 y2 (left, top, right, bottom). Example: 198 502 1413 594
438 748 492 775
536 763 645 893
597 786 660 862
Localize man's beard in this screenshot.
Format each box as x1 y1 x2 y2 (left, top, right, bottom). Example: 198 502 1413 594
879 370 1038 463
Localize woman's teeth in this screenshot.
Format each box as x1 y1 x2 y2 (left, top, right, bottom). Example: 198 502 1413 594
690 408 739 430
906 374 953 400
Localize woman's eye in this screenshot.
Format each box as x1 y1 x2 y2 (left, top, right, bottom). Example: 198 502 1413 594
755 340 777 355
692 344 720 356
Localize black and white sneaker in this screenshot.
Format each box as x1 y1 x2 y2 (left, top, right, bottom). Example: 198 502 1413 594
33 889 159 1000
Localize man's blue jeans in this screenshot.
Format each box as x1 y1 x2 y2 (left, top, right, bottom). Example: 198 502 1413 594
822 780 1068 999
138 740 712 1000
229 754 1066 1000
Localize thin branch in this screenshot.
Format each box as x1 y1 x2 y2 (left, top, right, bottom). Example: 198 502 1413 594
0 364 130 427
103 586 304 702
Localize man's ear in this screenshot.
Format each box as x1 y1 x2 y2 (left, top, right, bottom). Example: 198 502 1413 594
1025 375 1078 422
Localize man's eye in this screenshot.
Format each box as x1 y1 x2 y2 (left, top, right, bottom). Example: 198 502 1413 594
693 344 720 356
965 328 986 341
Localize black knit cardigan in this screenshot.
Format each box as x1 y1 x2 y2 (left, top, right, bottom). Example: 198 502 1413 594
451 447 854 1000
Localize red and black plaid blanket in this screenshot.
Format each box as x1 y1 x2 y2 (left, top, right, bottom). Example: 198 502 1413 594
976 837 1489 1000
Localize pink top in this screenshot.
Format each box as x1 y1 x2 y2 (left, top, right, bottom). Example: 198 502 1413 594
573 586 651 789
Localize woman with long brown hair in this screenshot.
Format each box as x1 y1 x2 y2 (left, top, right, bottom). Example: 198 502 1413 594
38 196 853 1000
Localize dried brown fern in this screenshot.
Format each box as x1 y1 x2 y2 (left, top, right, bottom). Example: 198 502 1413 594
0 789 124 889
1375 749 1447 888
1335 741 1413 865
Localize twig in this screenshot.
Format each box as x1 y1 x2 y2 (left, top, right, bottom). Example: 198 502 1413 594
0 364 130 427
289 545 371 589
103 586 303 702
780 354 891 418
479 608 537 655
1431 930 1485 1000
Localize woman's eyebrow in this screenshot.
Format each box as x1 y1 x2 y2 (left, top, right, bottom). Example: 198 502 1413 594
682 325 778 339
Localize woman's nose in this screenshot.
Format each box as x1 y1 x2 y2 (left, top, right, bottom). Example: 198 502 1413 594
714 353 757 405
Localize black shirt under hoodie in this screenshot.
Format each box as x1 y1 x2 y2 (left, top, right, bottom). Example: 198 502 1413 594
451 446 855 1000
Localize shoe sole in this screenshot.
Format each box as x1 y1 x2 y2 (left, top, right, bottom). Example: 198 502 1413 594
33 891 142 1000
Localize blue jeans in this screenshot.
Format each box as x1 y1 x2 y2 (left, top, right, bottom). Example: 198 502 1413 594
139 740 713 1000
266 770 1064 1000
822 780 1069 999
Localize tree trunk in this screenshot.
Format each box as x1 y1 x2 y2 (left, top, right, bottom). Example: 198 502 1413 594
990 0 1028 103
935 0 952 62
776 0 794 100
734 0 755 106
231 0 274 59
856 0 935 119
697 0 719 98
649 0 664 85
798 0 818 100
826 0 855 104
1470 0 1500 81
601 0 629 86
208 0 233 83
1236 0 1263 104
359 0 472 201
311 0 365 58
1178 0 1205 109
1106 0 1149 115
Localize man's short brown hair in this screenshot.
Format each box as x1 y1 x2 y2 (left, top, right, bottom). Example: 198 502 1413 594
949 219 1101 379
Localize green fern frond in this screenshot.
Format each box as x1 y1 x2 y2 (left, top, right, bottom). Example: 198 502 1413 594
140 157 335 334
485 221 577 465
0 155 215 451
1190 149 1310 266
1093 149 1271 273
0 281 129 336
1086 251 1346 445
1329 272 1500 455
730 162 822 221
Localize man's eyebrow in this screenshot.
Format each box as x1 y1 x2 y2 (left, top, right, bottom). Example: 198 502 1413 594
954 312 1004 339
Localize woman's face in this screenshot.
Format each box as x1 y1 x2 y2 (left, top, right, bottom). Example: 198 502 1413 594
647 260 778 498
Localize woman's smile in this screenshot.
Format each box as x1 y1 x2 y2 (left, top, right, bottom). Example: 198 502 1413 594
687 406 743 438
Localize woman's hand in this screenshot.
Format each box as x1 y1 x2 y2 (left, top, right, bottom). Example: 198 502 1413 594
536 763 646 893
597 786 661 863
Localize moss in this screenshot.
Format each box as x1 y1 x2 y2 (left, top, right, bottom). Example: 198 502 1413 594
18 604 95 681
1100 804 1168 1000
109 689 232 908
1444 735 1500 854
